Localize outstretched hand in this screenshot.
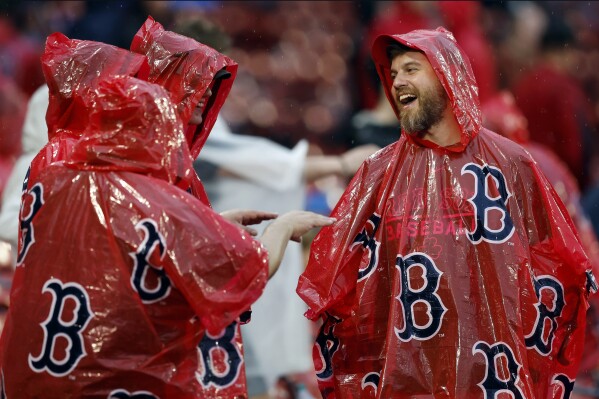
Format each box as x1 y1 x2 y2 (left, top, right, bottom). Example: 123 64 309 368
260 210 336 278
270 210 336 243
220 209 279 236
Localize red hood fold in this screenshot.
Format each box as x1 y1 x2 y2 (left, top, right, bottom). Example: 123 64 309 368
65 75 193 185
41 32 149 141
131 16 238 159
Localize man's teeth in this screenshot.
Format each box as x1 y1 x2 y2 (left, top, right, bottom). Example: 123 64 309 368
399 94 417 104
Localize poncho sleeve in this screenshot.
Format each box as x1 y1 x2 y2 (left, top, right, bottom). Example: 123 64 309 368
298 145 395 320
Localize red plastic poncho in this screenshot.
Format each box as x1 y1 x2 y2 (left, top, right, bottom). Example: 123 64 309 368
0 75 27 197
131 16 238 206
297 27 595 399
0 74 268 398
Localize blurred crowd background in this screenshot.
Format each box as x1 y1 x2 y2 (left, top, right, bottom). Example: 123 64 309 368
1 0 599 396
2 1 599 181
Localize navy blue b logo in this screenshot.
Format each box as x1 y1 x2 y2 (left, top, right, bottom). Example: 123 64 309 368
108 390 159 399
461 163 515 244
352 213 382 281
473 341 524 399
29 279 93 377
394 252 447 341
525 276 565 355
197 321 242 389
314 314 340 381
17 182 44 265
361 372 380 395
552 374 575 399
130 219 171 303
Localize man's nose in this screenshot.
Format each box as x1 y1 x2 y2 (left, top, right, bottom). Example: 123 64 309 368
392 75 407 89
204 88 213 98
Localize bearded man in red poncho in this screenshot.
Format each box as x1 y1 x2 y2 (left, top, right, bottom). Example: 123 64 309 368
297 27 596 399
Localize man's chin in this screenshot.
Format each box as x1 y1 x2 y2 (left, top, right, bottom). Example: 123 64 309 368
402 126 427 138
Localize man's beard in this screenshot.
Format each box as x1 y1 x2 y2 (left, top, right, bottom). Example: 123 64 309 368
400 84 448 135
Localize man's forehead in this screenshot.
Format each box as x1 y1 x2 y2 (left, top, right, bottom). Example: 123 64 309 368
390 50 429 69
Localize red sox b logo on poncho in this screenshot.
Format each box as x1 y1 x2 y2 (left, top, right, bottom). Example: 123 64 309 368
196 322 243 389
351 213 382 281
28 279 93 377
461 163 515 244
108 389 159 399
394 252 447 341
525 275 565 355
17 181 44 266
129 219 171 303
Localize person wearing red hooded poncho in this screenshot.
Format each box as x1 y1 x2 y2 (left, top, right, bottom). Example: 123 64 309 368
0 35 333 398
297 27 596 399
129 17 257 398
130 16 237 207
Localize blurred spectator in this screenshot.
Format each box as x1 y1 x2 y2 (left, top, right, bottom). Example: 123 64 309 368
438 1 498 103
63 1 149 48
346 84 400 148
0 76 27 199
0 11 45 96
512 14 598 190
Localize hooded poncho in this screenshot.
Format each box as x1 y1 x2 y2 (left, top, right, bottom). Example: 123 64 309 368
131 18 253 398
297 27 594 399
0 47 267 398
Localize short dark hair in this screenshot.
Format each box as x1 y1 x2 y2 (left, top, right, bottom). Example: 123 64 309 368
386 43 413 63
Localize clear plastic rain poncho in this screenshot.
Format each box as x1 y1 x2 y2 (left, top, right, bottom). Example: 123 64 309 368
297 27 595 399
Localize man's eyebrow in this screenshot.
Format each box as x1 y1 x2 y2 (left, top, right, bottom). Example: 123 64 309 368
401 61 421 69
390 60 421 73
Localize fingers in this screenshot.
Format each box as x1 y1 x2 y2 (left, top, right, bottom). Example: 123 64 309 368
241 210 279 225
315 215 336 226
221 209 279 226
287 213 336 242
240 225 258 236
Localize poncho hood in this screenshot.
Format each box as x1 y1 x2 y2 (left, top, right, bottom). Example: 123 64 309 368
41 32 149 141
372 27 482 151
65 75 193 185
131 17 238 159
